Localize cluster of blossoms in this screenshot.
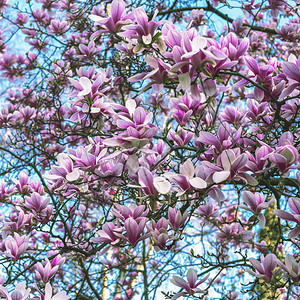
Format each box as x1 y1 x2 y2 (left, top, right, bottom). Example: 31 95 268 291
0 0 299 299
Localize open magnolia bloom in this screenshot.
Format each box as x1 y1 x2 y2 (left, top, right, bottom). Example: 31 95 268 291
0 282 30 300
274 197 300 238
170 268 209 299
32 283 70 300
277 254 300 283
165 159 207 196
89 0 133 34
247 254 279 282
239 191 273 227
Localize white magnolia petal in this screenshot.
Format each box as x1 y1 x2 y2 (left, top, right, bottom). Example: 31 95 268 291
153 177 171 194
126 99 136 116
66 170 80 182
257 214 266 228
89 14 104 22
213 171 230 183
180 159 194 178
179 73 191 90
79 77 92 90
189 177 207 190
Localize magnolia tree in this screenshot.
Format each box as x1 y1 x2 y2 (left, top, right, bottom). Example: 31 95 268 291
0 0 299 299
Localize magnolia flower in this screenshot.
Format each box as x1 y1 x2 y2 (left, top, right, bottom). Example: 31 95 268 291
4 233 29 261
270 145 299 173
32 283 70 300
12 170 29 193
1 210 32 238
198 122 242 153
247 253 278 282
165 159 207 196
216 223 252 244
197 202 218 219
168 207 188 231
91 222 123 245
0 282 30 300
120 7 161 53
169 128 194 146
170 268 209 299
35 258 59 283
69 77 92 97
146 217 170 251
277 254 300 283
274 197 300 238
123 217 149 246
128 55 170 88
89 0 133 34
137 167 171 196
24 192 50 213
212 149 257 186
239 191 273 227
112 204 148 222
48 20 69 35
246 145 270 175
78 40 101 59
44 153 80 183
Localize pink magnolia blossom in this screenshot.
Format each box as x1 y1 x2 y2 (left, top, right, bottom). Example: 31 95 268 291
68 145 107 171
170 268 209 299
128 56 170 90
277 254 300 283
104 100 158 152
78 40 101 59
236 56 282 101
280 54 300 97
0 282 30 300
171 92 205 126
1 210 32 237
165 159 207 196
268 132 299 173
44 153 80 183
216 223 253 244
14 12 28 26
4 233 29 261
276 24 300 42
12 171 29 193
89 0 133 34
35 258 61 283
197 202 218 219
112 204 148 222
121 217 149 246
146 217 170 251
197 122 242 153
242 0 260 11
239 191 273 227
212 149 258 186
183 9 207 28
169 127 193 146
274 197 300 238
69 76 93 97
137 167 171 196
266 0 286 17
91 221 123 245
121 7 162 52
24 192 50 213
247 253 278 282
0 179 14 202
168 207 188 231
246 145 270 175
32 283 70 300
48 20 69 35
